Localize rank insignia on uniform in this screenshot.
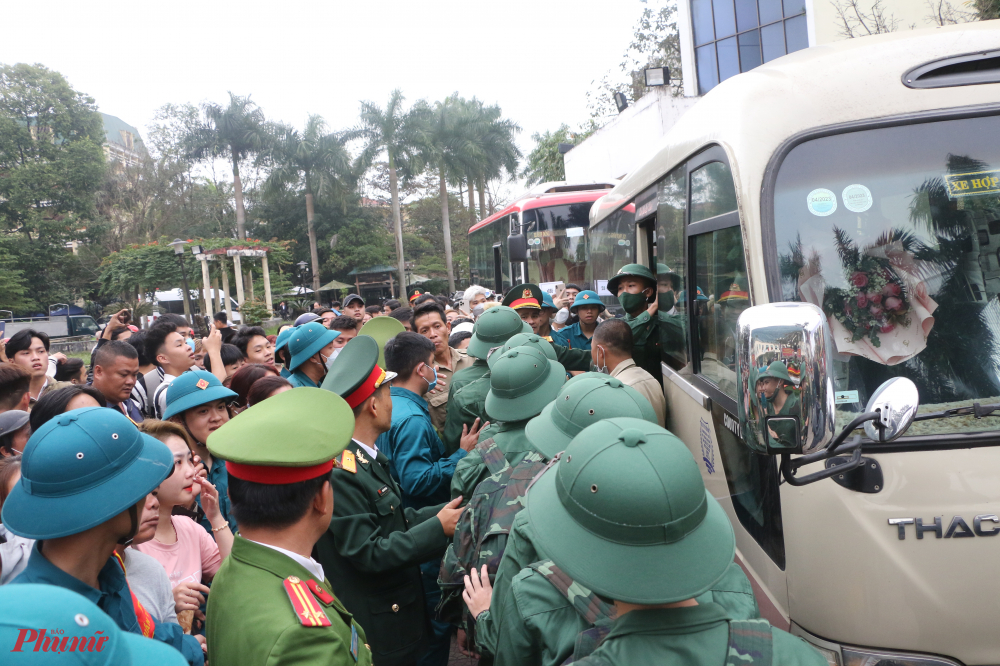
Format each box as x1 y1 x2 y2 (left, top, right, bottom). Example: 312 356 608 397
307 579 335 605
196 379 209 390
341 450 357 474
377 485 389 497
282 576 332 627
355 450 369 465
522 288 532 299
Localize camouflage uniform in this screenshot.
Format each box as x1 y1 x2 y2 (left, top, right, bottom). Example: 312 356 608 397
449 420 532 502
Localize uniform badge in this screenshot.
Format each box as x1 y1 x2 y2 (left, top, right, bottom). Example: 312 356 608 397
377 485 390 497
350 624 359 661
282 576 331 627
307 579 335 605
522 288 532 299
355 449 369 465
196 379 209 390
341 450 357 474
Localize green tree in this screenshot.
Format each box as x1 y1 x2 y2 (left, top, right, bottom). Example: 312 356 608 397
323 211 394 277
0 240 31 312
522 125 571 185
265 115 352 291
349 90 426 295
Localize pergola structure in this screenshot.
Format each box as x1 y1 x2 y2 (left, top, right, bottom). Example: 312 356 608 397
192 246 273 323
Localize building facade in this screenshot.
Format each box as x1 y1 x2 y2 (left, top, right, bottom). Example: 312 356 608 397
100 112 144 167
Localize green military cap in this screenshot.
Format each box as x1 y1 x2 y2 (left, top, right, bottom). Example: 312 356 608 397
758 360 792 383
466 306 531 360
321 335 397 407
569 290 605 314
359 316 406 370
485 346 566 423
528 417 734 605
525 372 657 458
502 283 545 311
288 322 340 371
607 263 656 295
0 584 187 665
163 369 237 420
207 387 353 484
486 332 556 369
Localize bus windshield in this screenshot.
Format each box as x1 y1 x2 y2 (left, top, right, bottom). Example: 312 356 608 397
524 203 592 286
772 114 1000 438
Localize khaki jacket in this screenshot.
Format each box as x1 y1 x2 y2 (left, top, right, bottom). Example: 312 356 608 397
425 346 475 433
609 359 667 427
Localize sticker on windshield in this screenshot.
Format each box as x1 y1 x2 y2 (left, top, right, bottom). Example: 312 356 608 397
842 184 873 213
834 390 859 405
945 170 1000 198
806 188 837 216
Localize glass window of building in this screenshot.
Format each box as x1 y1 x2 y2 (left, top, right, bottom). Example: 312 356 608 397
691 0 807 94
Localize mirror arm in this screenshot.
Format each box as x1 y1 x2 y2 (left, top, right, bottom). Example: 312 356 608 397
780 410 881 486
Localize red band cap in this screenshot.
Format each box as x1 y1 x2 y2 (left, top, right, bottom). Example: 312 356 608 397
226 459 335 484
345 365 386 408
509 297 540 310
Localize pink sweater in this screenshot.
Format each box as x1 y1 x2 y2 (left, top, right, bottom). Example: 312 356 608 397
135 515 222 587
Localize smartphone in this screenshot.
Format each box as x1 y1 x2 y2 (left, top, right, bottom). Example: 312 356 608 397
121 310 131 325
0 321 5 338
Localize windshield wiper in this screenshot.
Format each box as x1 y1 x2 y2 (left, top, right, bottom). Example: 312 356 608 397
913 402 1000 422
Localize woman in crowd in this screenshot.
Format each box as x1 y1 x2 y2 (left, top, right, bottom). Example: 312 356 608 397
245 374 293 408
28 385 106 432
228 363 279 414
54 357 87 384
136 419 232 631
0 455 32 584
163 370 239 532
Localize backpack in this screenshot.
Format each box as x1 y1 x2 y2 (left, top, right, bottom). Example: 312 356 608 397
437 437 548 635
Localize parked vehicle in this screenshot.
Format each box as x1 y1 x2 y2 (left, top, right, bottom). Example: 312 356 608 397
1 305 99 340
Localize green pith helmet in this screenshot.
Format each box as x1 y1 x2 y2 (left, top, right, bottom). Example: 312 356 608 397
485 346 566 423
486 332 556 369
466 305 531 360
321 335 397 404
288 321 341 371
502 283 545 311
528 417 735 604
758 360 792 383
524 373 658 458
607 263 656 295
359 316 406 370
162 369 238 420
569 290 605 314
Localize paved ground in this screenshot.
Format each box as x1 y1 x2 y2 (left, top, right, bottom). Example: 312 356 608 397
448 633 478 666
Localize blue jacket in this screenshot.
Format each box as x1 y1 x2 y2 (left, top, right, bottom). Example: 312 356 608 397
13 543 204 665
287 370 318 388
551 322 594 351
376 387 466 510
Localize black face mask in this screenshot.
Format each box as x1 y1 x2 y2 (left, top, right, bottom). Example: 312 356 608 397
659 290 675 311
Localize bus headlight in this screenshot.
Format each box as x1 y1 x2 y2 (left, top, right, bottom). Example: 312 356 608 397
842 647 963 666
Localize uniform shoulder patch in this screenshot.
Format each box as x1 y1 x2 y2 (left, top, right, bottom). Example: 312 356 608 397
340 450 357 474
283 576 332 627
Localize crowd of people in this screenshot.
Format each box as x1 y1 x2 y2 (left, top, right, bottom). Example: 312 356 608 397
0 279 823 666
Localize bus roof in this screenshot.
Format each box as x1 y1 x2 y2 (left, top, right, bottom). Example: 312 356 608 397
469 187 614 234
590 22 1000 228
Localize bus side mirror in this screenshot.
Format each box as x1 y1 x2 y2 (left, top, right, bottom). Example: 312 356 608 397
508 233 528 262
736 302 836 456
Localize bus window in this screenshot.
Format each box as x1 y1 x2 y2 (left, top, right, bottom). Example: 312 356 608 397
692 225 750 398
656 166 688 369
523 203 591 286
691 161 738 222
588 207 635 315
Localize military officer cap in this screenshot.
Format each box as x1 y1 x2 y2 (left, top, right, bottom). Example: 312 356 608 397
569 290 606 314
288 322 341 372
525 372 657 458
466 305 532 360
487 332 556 369
757 360 792 383
2 407 172 540
607 263 656 294
485 346 566 423
359 316 406 370
321 335 397 408
528 417 735 604
163 369 237 420
408 288 426 303
208 387 353 485
0 584 186 665
502 283 545 312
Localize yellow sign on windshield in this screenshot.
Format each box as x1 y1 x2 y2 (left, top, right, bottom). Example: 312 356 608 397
945 169 1000 198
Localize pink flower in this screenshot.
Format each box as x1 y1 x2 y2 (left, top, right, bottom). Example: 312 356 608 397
856 294 868 308
869 305 884 317
881 283 901 297
880 323 895 334
885 296 903 311
868 293 882 305
851 272 869 288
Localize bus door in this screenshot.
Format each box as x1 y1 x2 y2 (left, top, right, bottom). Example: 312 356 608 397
492 244 504 294
635 183 658 274
656 145 788 626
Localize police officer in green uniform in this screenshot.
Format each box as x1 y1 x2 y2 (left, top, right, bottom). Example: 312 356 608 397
484 418 825 666
205 388 372 666
316 334 465 666
756 361 800 448
286 321 341 388
450 343 566 502
607 264 661 381
441 306 531 454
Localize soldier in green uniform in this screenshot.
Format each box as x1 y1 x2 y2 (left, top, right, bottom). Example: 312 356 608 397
450 342 566 502
441 306 530 454
756 361 801 448
607 264 661 381
473 418 825 666
315 335 465 666
205 388 372 666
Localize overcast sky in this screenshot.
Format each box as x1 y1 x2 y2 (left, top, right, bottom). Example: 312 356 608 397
2 0 644 161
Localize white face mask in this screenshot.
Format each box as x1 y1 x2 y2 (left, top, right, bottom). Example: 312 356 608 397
594 345 609 374
324 346 343 370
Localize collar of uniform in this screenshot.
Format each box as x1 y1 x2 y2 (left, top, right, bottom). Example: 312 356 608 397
472 358 489 368
609 358 636 378
390 386 429 414
604 603 729 640
496 419 530 434
290 371 319 388
245 539 325 582
231 536 329 588
351 438 378 464
20 542 125 605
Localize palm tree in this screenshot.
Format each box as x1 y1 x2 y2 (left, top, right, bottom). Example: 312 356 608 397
455 98 521 220
185 93 269 241
347 90 425 297
265 115 352 292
